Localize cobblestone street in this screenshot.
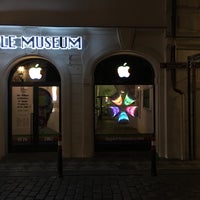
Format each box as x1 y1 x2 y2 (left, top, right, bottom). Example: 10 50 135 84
0 152 200 200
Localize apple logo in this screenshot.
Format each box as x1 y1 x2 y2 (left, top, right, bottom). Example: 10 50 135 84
117 62 130 78
29 64 42 79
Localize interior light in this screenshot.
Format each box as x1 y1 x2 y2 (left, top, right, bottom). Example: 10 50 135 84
111 95 122 106
109 106 120 117
118 112 129 122
126 106 138 117
124 94 135 106
52 86 57 101
105 96 109 103
17 66 25 81
110 92 137 123
51 86 57 101
17 66 25 74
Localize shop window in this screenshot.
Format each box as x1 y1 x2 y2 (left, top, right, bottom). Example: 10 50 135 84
94 54 155 151
8 58 60 152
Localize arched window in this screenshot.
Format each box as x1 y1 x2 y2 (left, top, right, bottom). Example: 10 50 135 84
8 58 61 152
94 54 155 151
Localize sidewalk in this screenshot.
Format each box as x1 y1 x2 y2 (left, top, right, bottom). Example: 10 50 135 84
0 151 200 200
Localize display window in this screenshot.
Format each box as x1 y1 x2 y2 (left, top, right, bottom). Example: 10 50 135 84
8 58 61 152
94 54 155 151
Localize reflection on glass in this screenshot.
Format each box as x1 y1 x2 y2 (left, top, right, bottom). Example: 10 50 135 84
39 87 59 143
38 88 53 129
95 85 154 134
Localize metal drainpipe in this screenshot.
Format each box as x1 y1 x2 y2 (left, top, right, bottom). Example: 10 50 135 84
191 65 196 160
187 58 192 160
187 57 199 160
170 46 183 95
170 46 186 160
170 0 185 160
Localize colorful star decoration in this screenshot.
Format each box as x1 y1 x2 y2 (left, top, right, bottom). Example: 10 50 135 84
109 93 138 123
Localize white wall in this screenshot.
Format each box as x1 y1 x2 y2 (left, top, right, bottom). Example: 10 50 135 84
137 85 154 133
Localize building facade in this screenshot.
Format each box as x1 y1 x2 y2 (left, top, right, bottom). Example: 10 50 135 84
0 0 200 160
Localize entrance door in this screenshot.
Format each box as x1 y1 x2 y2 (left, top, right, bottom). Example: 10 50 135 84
8 58 61 152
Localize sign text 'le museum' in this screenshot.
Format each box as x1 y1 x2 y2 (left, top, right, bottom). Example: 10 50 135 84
0 35 82 50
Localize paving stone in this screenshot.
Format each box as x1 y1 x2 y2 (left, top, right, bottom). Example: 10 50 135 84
1 152 200 199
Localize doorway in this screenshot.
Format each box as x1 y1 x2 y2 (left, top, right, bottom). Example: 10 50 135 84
8 58 61 152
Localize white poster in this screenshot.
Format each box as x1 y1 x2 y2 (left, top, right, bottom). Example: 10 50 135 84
12 87 33 135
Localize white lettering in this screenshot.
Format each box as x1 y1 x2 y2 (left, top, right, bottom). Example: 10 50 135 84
35 36 44 49
21 36 35 49
44 37 52 49
52 36 60 49
0 35 83 50
0 35 17 49
9 35 17 49
68 37 82 50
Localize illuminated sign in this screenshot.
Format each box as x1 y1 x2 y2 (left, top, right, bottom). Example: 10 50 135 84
29 64 42 80
110 92 138 123
117 62 130 78
0 35 82 50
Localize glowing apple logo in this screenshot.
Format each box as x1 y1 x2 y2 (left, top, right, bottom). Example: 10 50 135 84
117 62 130 78
29 64 42 80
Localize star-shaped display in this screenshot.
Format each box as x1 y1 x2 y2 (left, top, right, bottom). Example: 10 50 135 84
109 93 138 123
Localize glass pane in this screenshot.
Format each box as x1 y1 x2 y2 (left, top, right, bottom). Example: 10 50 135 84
12 87 33 144
38 86 59 144
95 85 154 144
